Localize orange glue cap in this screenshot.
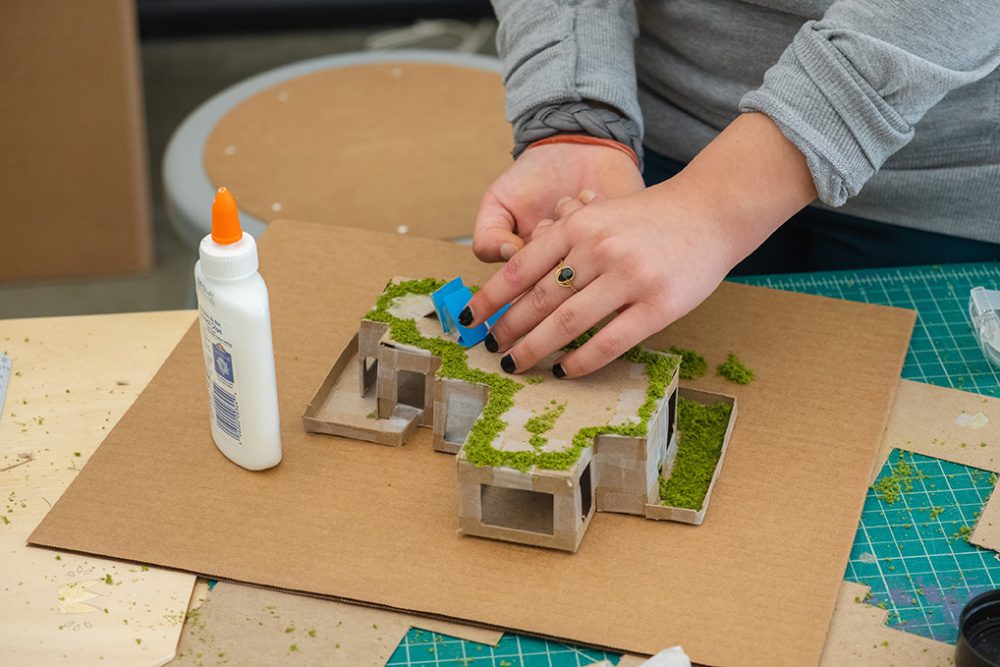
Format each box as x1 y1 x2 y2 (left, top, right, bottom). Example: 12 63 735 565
211 187 243 245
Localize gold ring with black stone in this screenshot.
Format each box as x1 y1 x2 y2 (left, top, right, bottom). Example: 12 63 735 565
555 261 577 292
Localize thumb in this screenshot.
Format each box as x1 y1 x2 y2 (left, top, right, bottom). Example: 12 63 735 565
472 192 523 262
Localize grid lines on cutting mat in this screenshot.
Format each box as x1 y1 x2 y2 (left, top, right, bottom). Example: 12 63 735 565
387 629 620 666
737 263 1000 395
846 450 999 642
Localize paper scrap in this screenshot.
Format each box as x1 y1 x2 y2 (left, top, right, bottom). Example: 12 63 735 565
955 412 989 429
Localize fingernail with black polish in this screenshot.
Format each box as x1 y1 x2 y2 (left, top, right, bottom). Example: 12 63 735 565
458 306 473 326
500 354 516 374
484 332 499 353
552 363 566 379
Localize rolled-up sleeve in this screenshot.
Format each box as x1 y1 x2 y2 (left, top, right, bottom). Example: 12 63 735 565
492 0 642 134
740 1 1000 206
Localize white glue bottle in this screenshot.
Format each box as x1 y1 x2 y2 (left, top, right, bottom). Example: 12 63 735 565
194 187 282 470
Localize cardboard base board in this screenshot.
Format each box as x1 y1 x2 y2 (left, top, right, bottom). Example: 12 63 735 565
29 221 915 666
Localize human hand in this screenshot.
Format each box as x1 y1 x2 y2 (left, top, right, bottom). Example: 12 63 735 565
460 112 817 378
472 141 644 262
461 181 737 377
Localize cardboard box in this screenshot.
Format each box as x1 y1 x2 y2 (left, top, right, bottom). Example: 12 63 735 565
0 0 152 281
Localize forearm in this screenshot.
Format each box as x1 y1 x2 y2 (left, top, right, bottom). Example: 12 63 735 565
491 0 642 133
740 1 1000 206
655 112 817 267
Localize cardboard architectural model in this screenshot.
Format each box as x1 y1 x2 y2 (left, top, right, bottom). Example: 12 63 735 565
304 278 738 552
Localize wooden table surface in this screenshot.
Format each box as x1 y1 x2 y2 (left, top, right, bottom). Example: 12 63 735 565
0 310 197 666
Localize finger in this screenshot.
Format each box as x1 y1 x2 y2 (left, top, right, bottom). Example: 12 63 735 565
529 218 555 242
554 195 586 219
552 302 665 378
472 191 523 262
535 190 596 242
486 253 597 354
501 276 627 373
461 221 572 328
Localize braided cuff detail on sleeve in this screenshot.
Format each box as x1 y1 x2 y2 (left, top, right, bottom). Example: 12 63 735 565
512 101 644 170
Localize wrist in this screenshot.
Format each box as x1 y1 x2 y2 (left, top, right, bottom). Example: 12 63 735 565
647 175 745 271
653 113 816 268
524 134 640 169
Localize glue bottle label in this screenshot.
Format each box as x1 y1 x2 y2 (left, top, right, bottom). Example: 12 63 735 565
198 307 243 445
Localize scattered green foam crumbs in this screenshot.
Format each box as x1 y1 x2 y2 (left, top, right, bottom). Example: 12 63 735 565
289 644 298 652
524 375 543 385
364 279 679 471
929 507 945 520
658 398 733 510
524 402 566 450
954 525 974 542
669 346 707 380
872 452 926 504
716 353 754 385
104 574 113 585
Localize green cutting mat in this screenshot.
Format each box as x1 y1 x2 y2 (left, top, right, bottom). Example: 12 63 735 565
848 449 999 643
388 262 1000 665
742 263 1000 395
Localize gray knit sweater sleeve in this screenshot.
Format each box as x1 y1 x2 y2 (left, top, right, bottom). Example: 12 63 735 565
740 1 1000 207
491 0 643 134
